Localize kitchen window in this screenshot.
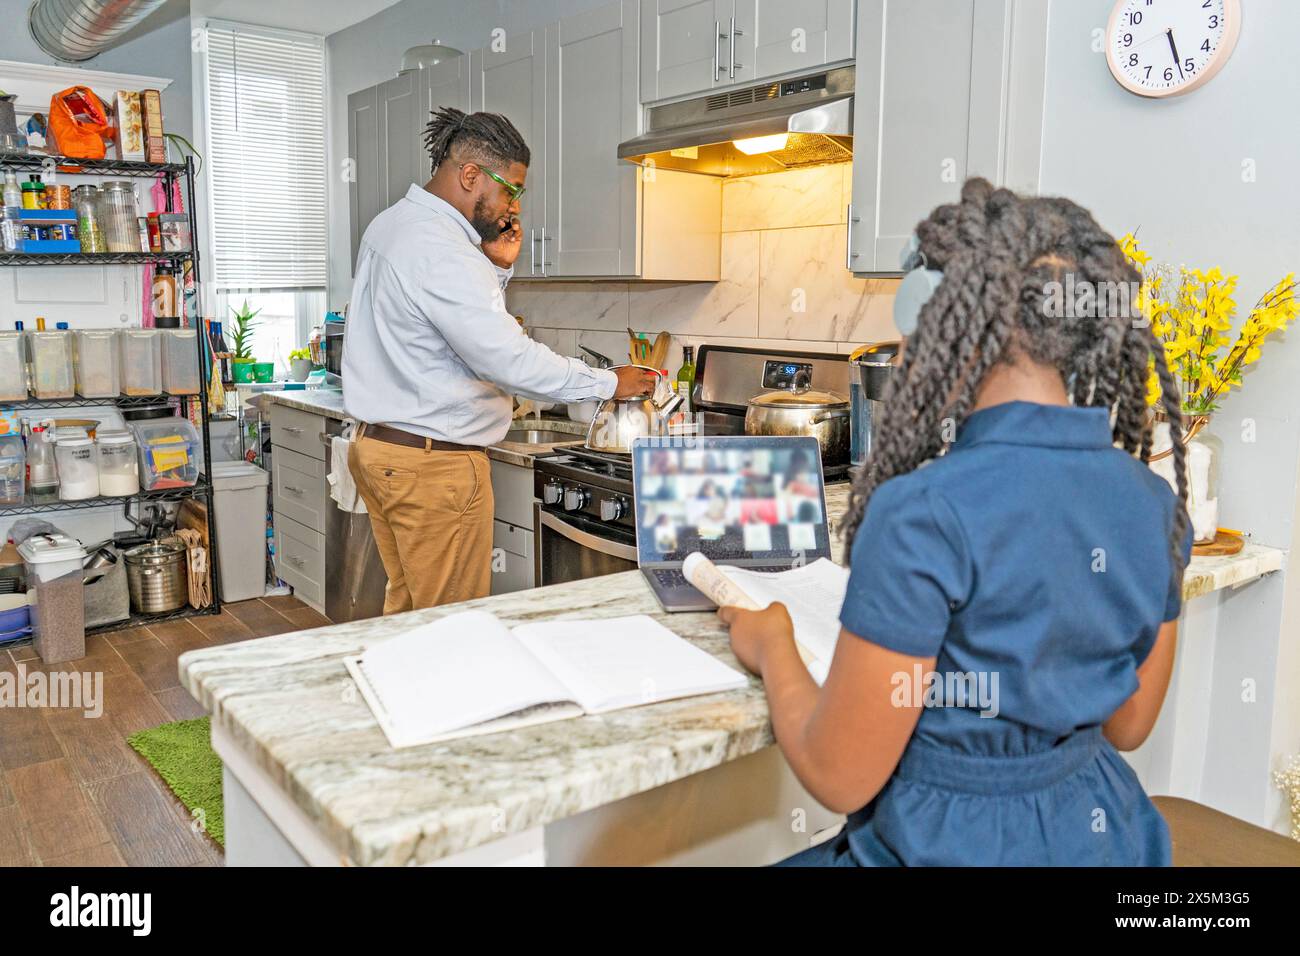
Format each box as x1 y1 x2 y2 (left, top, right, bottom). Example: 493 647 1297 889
199 22 327 353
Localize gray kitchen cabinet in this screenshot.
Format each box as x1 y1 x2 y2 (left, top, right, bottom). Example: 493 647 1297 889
346 86 381 272
471 28 548 277
848 0 1013 274
544 0 639 277
418 53 473 182
640 0 731 103
640 0 854 104
748 0 855 81
269 404 329 614
377 71 422 213
490 460 537 595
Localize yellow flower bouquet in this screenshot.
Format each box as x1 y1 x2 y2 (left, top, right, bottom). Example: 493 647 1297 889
1120 233 1298 414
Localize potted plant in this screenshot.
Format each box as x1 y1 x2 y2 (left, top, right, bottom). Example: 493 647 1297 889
229 300 260 383
1122 234 1297 544
288 347 314 382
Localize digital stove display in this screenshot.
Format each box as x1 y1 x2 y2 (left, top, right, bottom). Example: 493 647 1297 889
762 360 813 391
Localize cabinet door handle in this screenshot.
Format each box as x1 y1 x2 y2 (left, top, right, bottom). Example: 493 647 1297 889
286 555 305 569
283 425 303 435
530 228 538 276
845 203 860 269
729 17 742 79
714 20 724 81
284 485 304 496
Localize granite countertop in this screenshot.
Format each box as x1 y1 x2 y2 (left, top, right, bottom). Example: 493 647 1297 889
258 390 586 467
178 481 1282 865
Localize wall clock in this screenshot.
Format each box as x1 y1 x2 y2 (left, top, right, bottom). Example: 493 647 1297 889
1106 0 1241 97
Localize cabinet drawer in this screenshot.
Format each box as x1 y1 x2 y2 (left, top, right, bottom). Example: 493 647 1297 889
270 405 327 461
275 514 325 608
274 446 328 534
491 460 536 529
491 519 535 595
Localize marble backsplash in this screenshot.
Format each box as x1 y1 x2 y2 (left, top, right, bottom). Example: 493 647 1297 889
506 164 901 375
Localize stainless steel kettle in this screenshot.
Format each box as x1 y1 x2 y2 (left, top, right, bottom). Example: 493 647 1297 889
584 365 683 453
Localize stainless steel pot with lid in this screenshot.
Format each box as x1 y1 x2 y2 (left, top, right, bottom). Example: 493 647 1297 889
123 541 188 614
744 377 851 466
585 365 683 454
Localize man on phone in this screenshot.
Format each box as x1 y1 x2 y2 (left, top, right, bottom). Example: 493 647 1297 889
344 107 656 613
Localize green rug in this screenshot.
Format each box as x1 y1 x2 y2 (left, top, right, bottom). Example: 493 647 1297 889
127 717 225 848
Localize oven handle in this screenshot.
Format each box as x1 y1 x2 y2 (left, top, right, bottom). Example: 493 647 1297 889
538 509 639 562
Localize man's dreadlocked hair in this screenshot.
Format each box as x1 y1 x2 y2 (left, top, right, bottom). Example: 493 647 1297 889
841 178 1190 591
423 106 530 173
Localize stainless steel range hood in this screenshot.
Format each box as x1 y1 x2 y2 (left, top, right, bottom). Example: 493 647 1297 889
618 66 853 178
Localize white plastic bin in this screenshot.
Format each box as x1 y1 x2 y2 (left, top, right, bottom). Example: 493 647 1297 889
55 435 99 500
95 430 139 496
0 332 27 401
29 331 75 399
211 461 269 602
162 329 201 395
73 329 121 398
19 533 87 663
118 328 163 395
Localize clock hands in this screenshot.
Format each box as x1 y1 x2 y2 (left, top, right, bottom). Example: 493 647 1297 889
1166 29 1185 80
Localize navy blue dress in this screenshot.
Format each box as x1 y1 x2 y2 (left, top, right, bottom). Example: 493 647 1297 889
780 401 1191 867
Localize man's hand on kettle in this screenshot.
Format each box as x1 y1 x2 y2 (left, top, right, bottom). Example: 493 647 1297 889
612 366 659 399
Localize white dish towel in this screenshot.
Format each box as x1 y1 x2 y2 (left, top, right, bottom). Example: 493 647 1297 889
327 420 368 514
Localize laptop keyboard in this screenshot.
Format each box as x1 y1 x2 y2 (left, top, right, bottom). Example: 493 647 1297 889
651 566 791 589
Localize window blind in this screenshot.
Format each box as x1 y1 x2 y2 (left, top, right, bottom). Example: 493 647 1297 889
204 24 326 289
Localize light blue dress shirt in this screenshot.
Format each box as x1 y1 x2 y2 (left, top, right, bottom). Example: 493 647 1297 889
343 185 617 444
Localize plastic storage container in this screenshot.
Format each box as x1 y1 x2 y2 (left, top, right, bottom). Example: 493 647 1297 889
0 434 24 504
162 329 201 395
18 533 87 663
0 331 27 401
55 435 99 500
131 416 199 489
95 430 139 496
211 461 269 602
28 330 75 399
118 328 163 396
73 329 121 398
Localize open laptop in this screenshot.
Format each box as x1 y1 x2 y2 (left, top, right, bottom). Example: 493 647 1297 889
630 436 832 612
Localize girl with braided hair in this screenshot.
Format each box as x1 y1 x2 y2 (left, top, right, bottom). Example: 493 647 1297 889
719 178 1192 866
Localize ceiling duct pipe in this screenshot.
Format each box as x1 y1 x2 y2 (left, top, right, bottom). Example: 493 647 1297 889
29 0 169 63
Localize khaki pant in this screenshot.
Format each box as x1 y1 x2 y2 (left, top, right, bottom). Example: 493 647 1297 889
348 431 494 614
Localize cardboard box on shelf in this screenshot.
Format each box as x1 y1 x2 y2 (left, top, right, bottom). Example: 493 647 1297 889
114 91 145 162
141 88 166 164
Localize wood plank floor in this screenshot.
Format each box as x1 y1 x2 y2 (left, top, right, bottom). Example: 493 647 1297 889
0 596 330 867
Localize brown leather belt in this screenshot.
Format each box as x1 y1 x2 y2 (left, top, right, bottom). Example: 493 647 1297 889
358 422 485 454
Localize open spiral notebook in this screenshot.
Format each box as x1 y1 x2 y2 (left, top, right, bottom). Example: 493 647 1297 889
345 610 748 748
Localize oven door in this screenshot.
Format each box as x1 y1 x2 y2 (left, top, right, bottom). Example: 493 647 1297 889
535 508 638 587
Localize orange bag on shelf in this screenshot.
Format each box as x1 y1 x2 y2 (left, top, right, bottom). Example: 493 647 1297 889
48 86 110 159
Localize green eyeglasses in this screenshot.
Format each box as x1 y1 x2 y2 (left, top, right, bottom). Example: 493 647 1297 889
460 163 526 202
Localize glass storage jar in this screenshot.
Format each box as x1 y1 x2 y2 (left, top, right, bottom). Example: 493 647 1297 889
95 430 139 497
28 330 75 399
72 185 106 253
73 329 121 398
117 328 163 395
0 434 25 505
26 423 59 496
98 181 139 253
55 435 99 500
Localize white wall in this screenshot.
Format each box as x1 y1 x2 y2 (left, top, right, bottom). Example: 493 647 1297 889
1039 0 1299 831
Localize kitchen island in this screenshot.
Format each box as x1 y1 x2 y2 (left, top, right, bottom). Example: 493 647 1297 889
179 484 1284 866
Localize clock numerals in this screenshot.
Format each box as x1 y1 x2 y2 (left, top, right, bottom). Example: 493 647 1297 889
1109 0 1234 95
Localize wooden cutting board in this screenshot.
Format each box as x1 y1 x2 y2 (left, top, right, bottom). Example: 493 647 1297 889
1192 531 1244 557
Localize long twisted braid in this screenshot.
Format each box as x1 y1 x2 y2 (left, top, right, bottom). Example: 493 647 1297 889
841 178 1190 590
423 106 530 173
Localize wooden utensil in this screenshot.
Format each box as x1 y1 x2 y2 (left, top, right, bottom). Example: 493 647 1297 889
649 332 671 371
1192 531 1245 557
